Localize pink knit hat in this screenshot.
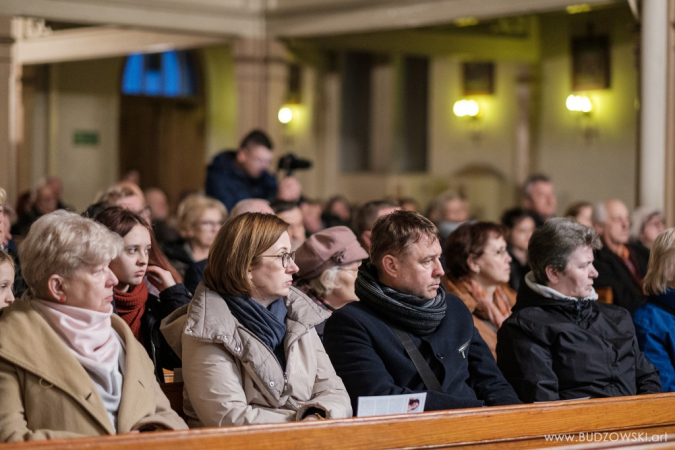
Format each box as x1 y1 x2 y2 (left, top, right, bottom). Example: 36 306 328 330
295 226 368 279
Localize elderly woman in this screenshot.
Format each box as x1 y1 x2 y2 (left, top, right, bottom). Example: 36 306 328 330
0 211 187 442
442 222 516 359
633 228 675 391
161 213 352 427
293 226 368 338
497 218 661 402
165 194 227 293
630 207 665 252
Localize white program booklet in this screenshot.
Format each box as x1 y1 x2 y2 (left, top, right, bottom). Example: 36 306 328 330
357 393 427 417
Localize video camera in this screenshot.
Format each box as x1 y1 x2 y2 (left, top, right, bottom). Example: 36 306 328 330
277 153 312 176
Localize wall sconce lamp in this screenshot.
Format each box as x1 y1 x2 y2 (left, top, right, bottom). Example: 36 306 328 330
453 99 481 118
278 105 294 124
566 94 592 114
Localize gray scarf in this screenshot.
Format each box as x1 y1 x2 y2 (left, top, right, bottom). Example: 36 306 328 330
355 264 447 335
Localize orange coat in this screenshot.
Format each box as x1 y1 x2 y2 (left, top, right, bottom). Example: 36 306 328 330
441 275 516 360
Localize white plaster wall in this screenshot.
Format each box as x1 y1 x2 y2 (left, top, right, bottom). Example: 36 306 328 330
51 57 122 212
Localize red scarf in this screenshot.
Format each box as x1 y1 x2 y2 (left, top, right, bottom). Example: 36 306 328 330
114 282 148 341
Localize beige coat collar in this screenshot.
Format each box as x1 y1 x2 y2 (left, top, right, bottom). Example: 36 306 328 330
0 299 157 434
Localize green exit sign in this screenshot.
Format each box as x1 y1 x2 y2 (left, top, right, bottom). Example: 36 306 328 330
73 130 99 146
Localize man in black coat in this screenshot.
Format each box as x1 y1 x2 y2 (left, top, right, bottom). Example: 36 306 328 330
323 210 521 415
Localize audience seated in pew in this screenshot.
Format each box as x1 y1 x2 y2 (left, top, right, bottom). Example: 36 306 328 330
442 222 516 360
95 207 191 382
0 211 187 442
324 210 522 415
293 226 368 339
497 218 661 402
634 227 675 392
161 213 352 427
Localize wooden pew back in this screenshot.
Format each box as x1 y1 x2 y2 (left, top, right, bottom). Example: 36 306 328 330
4 393 675 449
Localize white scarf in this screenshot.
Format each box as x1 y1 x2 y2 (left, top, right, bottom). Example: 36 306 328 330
524 272 598 302
32 299 124 431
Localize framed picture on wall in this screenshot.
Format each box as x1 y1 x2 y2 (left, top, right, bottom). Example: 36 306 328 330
463 62 494 95
571 35 610 90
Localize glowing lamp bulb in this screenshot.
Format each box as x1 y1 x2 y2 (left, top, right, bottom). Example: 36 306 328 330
566 95 592 113
453 99 480 117
278 106 293 124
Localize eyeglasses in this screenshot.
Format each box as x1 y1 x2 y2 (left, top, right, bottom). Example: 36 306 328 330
260 251 296 268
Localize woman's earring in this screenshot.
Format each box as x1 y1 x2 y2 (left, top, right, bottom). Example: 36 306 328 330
59 297 66 303
248 273 252 280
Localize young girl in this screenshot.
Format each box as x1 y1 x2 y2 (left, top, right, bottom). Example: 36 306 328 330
0 251 15 308
95 206 191 381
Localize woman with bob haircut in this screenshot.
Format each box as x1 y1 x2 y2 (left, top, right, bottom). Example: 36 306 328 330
442 222 516 359
161 212 352 427
497 218 661 402
95 206 191 381
0 211 187 442
633 228 675 391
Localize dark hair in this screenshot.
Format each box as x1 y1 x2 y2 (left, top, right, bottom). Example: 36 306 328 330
564 201 593 218
94 206 182 283
500 207 535 230
270 199 300 214
523 173 551 197
353 200 398 241
204 213 288 297
370 210 439 270
528 218 602 284
239 129 273 151
444 222 507 279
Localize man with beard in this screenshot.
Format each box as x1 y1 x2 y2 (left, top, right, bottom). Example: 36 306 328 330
324 210 520 414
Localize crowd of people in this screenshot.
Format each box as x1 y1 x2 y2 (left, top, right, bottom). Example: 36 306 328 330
0 128 673 442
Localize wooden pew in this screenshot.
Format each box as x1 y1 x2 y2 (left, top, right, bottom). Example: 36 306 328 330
4 393 675 449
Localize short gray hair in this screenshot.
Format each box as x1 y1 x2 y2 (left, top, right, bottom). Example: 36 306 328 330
306 266 341 297
20 211 123 295
528 218 602 284
592 201 608 225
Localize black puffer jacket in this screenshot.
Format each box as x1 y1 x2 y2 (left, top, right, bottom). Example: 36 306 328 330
496 274 661 403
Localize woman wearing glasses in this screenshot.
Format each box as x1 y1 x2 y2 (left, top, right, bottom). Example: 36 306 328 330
161 213 352 426
293 226 368 340
441 222 516 360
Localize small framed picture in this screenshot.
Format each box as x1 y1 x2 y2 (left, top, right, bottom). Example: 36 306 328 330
463 62 494 95
571 35 610 91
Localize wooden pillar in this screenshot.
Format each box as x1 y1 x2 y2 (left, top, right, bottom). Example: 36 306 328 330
665 0 675 226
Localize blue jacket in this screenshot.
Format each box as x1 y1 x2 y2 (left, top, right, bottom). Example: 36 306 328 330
205 150 277 211
633 289 675 392
323 295 521 414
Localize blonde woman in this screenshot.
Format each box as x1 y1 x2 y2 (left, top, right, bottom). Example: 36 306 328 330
634 228 675 391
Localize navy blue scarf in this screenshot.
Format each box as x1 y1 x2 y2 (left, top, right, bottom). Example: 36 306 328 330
223 295 288 368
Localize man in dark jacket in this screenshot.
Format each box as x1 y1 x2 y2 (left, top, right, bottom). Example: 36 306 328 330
592 199 648 312
205 130 278 211
323 210 521 414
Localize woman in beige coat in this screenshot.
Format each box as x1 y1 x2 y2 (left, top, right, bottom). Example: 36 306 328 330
0 211 187 443
161 213 352 427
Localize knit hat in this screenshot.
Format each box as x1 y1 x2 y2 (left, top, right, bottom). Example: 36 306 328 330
295 226 368 279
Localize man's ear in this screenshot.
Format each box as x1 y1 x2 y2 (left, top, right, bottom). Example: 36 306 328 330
46 274 66 302
236 148 247 164
361 230 372 250
545 266 560 286
380 254 399 278
523 197 533 210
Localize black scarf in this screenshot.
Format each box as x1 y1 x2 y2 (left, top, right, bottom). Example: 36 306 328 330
223 295 288 367
355 264 447 335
